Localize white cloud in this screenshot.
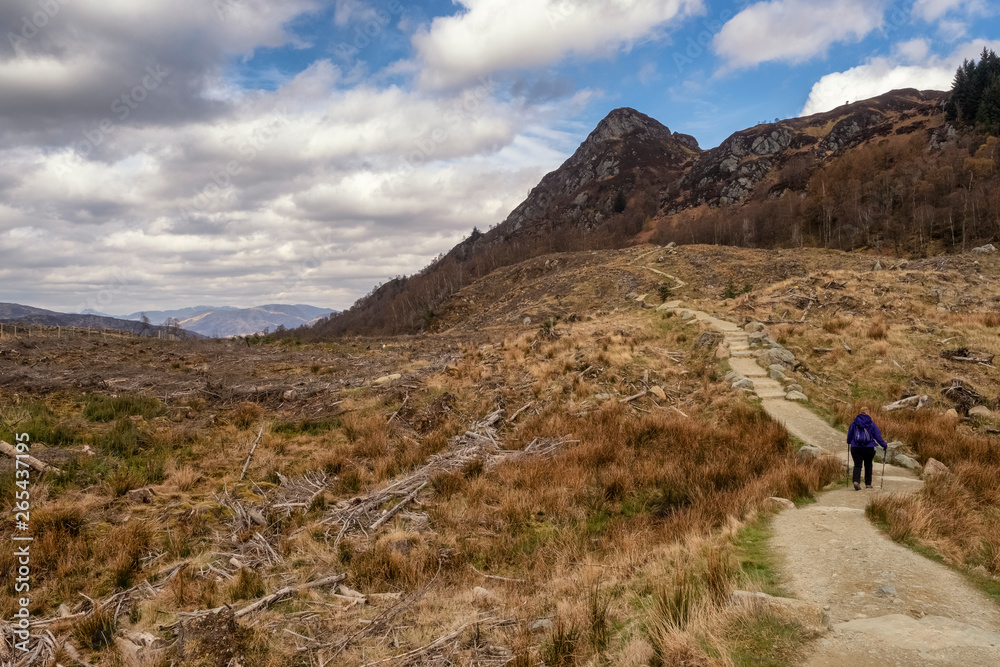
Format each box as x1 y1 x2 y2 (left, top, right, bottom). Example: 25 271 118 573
713 0 888 70
913 0 985 22
411 0 703 89
801 39 1000 115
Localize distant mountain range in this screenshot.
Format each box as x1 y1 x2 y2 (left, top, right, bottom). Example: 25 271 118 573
85 304 337 338
0 302 190 337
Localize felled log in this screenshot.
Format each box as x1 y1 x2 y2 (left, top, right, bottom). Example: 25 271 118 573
883 395 930 412
0 440 61 473
941 348 995 366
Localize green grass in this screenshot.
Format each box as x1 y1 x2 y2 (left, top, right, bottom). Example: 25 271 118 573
0 400 78 447
725 610 807 667
732 516 787 597
83 395 164 422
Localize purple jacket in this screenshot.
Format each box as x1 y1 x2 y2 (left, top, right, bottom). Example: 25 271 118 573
847 413 888 448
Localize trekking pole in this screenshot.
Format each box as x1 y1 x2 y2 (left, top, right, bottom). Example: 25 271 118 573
846 442 851 488
880 447 887 489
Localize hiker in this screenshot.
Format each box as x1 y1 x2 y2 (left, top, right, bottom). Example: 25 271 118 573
847 408 888 490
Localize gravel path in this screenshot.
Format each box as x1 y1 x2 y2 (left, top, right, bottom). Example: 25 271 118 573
676 304 1000 665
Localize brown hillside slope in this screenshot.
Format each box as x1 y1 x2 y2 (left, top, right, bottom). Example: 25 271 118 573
308 88 1000 338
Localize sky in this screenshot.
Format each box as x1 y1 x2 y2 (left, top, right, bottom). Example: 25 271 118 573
0 0 997 316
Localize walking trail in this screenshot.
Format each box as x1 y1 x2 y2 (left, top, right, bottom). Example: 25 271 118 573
672 304 1000 666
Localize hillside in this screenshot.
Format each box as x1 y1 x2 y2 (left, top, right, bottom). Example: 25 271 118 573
308 88 1000 339
6 243 1000 665
119 304 337 338
0 303 194 338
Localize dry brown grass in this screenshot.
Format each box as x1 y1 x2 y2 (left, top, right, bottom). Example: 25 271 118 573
866 317 888 340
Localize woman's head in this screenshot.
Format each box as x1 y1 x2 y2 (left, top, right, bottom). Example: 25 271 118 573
858 407 869 416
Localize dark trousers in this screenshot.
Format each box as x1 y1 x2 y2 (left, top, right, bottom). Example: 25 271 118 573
851 446 876 485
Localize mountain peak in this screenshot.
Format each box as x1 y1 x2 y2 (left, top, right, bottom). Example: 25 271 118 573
588 107 675 144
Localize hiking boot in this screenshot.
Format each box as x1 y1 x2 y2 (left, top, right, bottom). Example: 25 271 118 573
853 482 861 491
866 485 874 489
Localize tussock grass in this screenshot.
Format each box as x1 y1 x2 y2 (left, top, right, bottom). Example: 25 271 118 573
83 395 164 423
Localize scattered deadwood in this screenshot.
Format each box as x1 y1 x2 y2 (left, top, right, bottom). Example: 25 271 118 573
321 411 574 544
941 348 996 366
941 379 988 415
0 440 61 473
387 393 409 423
469 564 526 584
508 401 534 422
238 425 264 481
235 573 346 618
370 482 427 531
167 573 346 628
619 389 648 403
883 395 930 412
813 347 834 355
842 342 852 355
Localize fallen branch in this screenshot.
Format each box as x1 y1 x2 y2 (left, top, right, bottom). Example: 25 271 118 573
508 401 534 423
0 440 60 473
619 389 648 404
235 573 346 618
239 425 264 481
387 394 409 423
883 395 930 412
469 564 526 583
370 482 427 531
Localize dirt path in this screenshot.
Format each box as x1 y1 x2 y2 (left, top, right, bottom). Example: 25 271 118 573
673 304 1000 665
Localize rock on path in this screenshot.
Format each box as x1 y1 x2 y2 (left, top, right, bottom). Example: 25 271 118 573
672 304 1000 665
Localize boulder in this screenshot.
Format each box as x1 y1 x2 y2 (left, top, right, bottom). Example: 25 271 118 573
472 586 495 607
923 458 951 481
716 344 730 359
725 370 738 381
786 384 804 393
758 347 796 369
748 332 767 346
127 487 157 504
969 405 993 418
893 454 921 471
695 331 724 349
875 584 897 597
786 390 808 402
944 408 960 420
744 322 765 333
972 244 997 254
650 386 667 401
797 445 826 463
730 591 831 637
282 389 297 401
874 442 903 464
770 369 787 381
373 374 402 386
733 379 754 390
530 618 554 633
765 497 796 511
